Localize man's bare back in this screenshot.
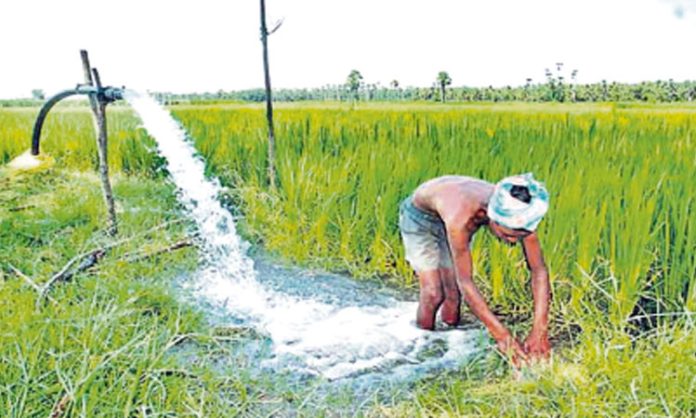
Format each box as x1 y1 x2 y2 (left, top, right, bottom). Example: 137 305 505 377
398 174 552 366
412 176 494 238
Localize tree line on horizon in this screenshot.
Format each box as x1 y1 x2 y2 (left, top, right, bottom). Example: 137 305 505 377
152 74 696 105
5 71 696 108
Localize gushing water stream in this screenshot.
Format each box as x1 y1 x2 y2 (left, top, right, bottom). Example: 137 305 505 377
123 90 485 382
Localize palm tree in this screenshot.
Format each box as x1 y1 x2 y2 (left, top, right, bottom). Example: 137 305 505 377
436 71 452 103
346 70 363 101
570 69 578 102
524 78 533 101
390 79 400 100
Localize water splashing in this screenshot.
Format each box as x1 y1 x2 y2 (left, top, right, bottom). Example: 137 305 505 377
123 90 485 381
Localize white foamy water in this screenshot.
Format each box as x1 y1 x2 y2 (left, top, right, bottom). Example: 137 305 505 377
124 90 484 380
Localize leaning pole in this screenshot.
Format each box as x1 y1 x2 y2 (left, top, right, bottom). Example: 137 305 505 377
80 50 118 236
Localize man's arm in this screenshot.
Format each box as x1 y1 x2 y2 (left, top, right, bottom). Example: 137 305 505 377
521 232 551 358
447 226 527 363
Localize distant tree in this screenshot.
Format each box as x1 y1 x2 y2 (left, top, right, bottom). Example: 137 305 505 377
570 69 578 102
436 71 452 103
685 82 696 101
346 70 363 101
524 78 533 101
667 78 679 101
601 80 609 101
389 80 400 98
544 64 570 102
366 83 377 101
31 89 45 100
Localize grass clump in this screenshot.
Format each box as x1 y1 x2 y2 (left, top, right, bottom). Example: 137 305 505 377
379 321 695 417
0 168 282 416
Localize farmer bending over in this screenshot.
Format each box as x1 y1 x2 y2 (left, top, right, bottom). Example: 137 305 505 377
398 173 551 364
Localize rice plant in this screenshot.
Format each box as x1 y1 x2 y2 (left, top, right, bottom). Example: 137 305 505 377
164 103 696 328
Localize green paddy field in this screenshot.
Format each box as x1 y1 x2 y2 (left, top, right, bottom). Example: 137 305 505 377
1 101 694 416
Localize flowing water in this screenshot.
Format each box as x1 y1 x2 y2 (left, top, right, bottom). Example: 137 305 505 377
123 90 485 384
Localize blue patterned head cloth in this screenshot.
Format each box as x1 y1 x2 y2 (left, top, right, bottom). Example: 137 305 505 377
487 173 549 231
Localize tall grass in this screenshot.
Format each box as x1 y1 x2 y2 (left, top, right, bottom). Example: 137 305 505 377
385 321 696 417
168 103 696 327
0 106 163 177
0 169 261 416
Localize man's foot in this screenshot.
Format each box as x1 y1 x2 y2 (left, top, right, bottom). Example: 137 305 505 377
416 304 437 330
440 299 461 326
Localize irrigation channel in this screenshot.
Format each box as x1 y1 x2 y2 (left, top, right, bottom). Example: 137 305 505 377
124 91 487 389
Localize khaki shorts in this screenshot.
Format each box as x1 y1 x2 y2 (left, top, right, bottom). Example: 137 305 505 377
398 196 453 272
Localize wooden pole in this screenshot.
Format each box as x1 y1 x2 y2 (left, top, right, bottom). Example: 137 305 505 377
80 50 118 236
259 0 277 189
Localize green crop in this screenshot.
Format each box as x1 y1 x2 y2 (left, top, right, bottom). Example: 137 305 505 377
2 102 693 325
167 103 696 327
1 101 694 416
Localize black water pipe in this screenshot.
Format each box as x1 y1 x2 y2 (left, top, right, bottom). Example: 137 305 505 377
30 85 124 156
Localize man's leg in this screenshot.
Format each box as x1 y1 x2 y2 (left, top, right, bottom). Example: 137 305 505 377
416 269 444 330
439 267 461 326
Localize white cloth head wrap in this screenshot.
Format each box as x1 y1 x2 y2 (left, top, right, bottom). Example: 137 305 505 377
487 173 549 231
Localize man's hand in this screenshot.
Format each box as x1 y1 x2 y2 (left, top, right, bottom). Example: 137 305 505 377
523 330 551 361
495 334 528 367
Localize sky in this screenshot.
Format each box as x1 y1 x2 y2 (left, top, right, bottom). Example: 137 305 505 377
1 0 695 99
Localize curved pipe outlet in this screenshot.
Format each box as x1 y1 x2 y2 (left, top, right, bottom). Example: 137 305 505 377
100 87 124 103
30 86 123 155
